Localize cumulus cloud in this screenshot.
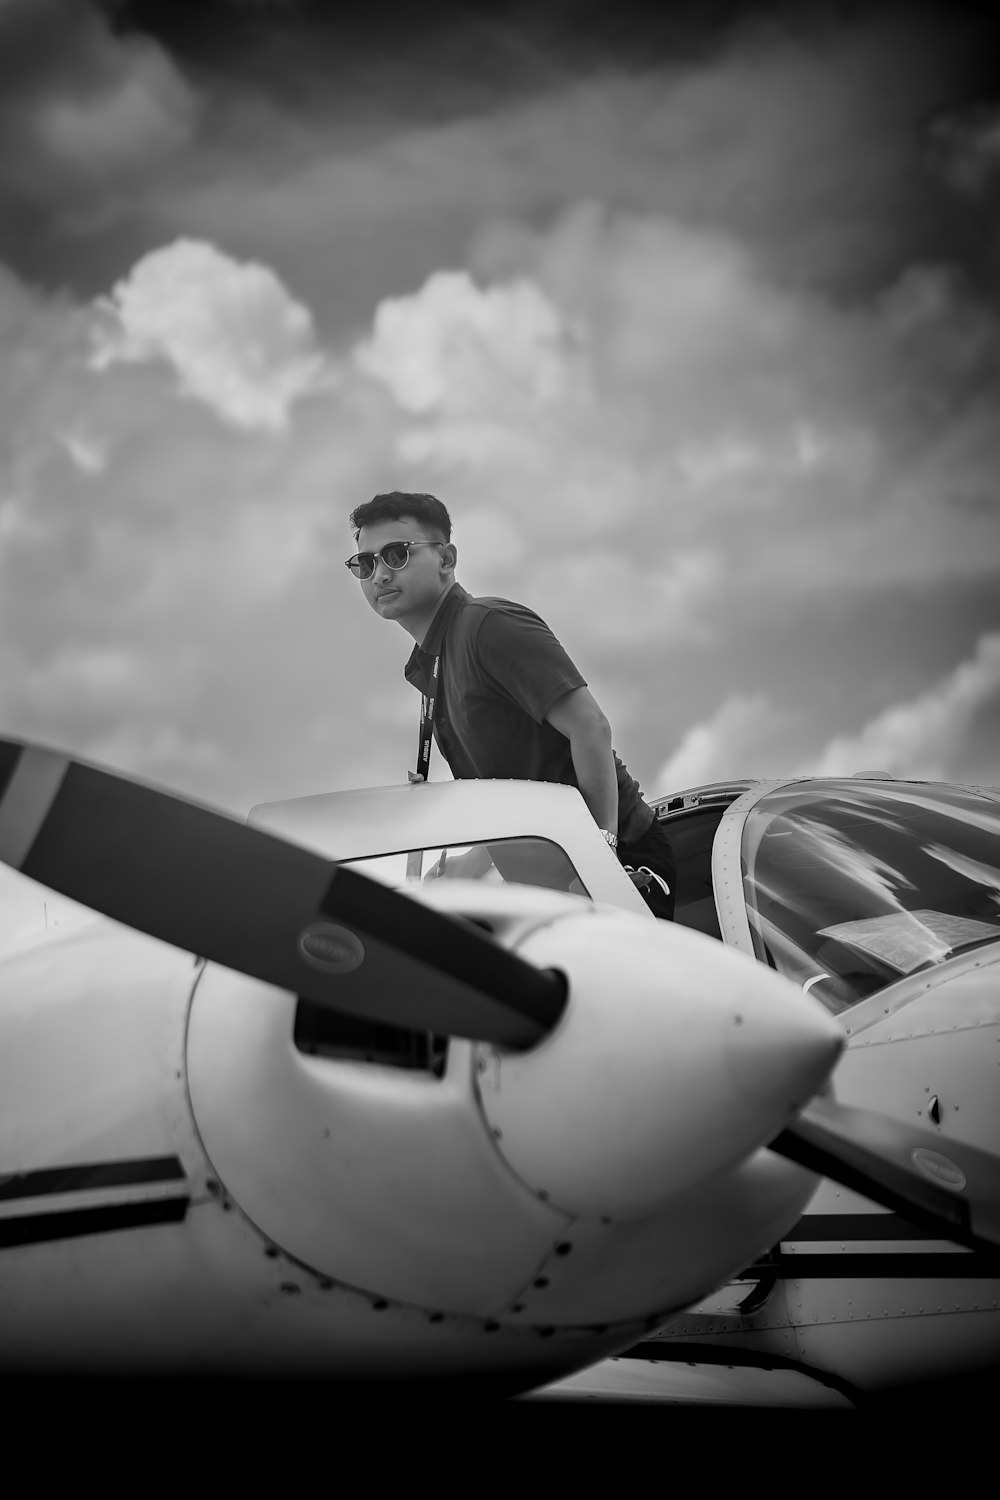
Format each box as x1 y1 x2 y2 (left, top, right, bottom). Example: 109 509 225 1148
805 632 1000 781
1 5 999 813
355 269 582 415
0 253 376 813
654 693 795 795
653 634 1000 795
90 239 337 431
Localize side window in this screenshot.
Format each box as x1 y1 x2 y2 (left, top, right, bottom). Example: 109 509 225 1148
293 837 587 1077
342 836 589 898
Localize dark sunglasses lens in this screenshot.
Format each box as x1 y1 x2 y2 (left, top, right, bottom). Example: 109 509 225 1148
348 553 375 578
381 543 411 570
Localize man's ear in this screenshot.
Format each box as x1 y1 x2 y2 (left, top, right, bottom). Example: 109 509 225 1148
441 543 458 574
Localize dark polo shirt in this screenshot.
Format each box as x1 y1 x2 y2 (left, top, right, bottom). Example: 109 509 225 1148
404 583 653 843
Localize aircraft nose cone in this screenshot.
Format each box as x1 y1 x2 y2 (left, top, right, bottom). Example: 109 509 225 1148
726 988 844 1114
482 908 845 1221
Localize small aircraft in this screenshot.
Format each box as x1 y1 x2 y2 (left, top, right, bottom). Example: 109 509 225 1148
545 773 1000 1404
0 737 998 1401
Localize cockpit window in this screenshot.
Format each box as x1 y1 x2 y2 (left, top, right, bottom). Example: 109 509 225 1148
342 836 589 898
741 783 1000 1011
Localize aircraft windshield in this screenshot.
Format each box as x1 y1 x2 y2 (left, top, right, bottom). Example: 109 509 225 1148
741 783 1000 1011
342 835 588 897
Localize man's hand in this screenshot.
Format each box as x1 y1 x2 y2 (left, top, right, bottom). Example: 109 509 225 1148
544 687 619 834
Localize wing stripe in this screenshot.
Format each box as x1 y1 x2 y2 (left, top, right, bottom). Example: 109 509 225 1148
0 1197 189 1249
785 1212 929 1241
0 1156 187 1203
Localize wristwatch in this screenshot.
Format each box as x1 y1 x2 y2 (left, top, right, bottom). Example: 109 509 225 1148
599 828 618 850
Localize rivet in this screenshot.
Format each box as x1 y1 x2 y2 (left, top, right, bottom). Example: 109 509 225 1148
534 1277 550 1289
372 1299 388 1311
555 1242 572 1256
280 1283 300 1295
428 1313 444 1324
484 1321 500 1333
264 1246 279 1259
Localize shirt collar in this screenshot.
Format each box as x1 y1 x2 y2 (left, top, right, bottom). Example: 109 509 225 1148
404 582 468 679
419 582 468 655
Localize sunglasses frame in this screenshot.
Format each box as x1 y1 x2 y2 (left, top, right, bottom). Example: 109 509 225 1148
345 539 445 580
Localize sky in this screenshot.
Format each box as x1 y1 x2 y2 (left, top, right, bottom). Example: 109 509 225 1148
1 0 999 823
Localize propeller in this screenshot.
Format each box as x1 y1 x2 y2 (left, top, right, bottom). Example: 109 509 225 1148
4 737 998 1254
771 1093 1000 1254
0 739 566 1050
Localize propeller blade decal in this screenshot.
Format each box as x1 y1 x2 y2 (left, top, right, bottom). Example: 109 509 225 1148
0 740 565 1050
771 1093 1000 1254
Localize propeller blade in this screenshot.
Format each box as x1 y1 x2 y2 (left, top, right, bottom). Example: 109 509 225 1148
771 1093 1000 1253
0 739 566 1050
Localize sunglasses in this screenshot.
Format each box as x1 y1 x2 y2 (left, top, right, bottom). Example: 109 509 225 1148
345 539 444 580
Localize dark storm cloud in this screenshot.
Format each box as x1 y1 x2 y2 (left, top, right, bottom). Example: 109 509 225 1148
0 0 197 242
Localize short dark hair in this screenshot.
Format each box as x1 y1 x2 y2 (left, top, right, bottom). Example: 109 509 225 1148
350 491 452 542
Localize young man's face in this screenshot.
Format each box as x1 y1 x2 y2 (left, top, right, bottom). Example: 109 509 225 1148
354 516 453 626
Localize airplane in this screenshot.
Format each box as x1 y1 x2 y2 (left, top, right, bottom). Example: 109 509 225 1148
541 773 1000 1405
1 736 998 1404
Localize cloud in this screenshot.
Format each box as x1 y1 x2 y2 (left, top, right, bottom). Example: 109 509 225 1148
90 239 337 431
355 269 582 415
928 101 1000 201
654 693 794 795
653 633 1000 796
0 0 198 221
542 547 725 653
1 7 999 815
805 632 1000 781
58 427 107 475
0 254 376 812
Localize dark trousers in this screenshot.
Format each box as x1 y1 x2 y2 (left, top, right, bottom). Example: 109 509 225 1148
618 816 676 921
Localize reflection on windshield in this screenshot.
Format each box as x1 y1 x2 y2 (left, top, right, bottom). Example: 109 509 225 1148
343 836 588 898
741 783 1000 1011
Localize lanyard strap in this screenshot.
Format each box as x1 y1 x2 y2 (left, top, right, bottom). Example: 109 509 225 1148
411 653 440 783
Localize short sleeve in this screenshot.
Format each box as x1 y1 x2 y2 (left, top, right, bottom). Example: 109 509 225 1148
476 606 586 723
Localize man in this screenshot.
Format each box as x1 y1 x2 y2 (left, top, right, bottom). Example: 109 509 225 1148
346 490 675 917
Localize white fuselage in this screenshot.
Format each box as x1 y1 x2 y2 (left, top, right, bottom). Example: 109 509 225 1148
0 889 832 1387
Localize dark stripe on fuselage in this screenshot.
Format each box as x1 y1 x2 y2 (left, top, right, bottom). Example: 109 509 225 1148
759 1250 1000 1278
0 1156 186 1203
784 1213 929 1242
0 1196 189 1249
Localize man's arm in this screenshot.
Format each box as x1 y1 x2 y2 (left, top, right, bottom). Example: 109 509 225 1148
545 687 619 833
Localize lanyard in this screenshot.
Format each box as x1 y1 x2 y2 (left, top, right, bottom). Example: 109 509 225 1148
411 653 440 784
407 654 439 879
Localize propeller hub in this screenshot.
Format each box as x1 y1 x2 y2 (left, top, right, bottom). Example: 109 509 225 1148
477 908 844 1221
